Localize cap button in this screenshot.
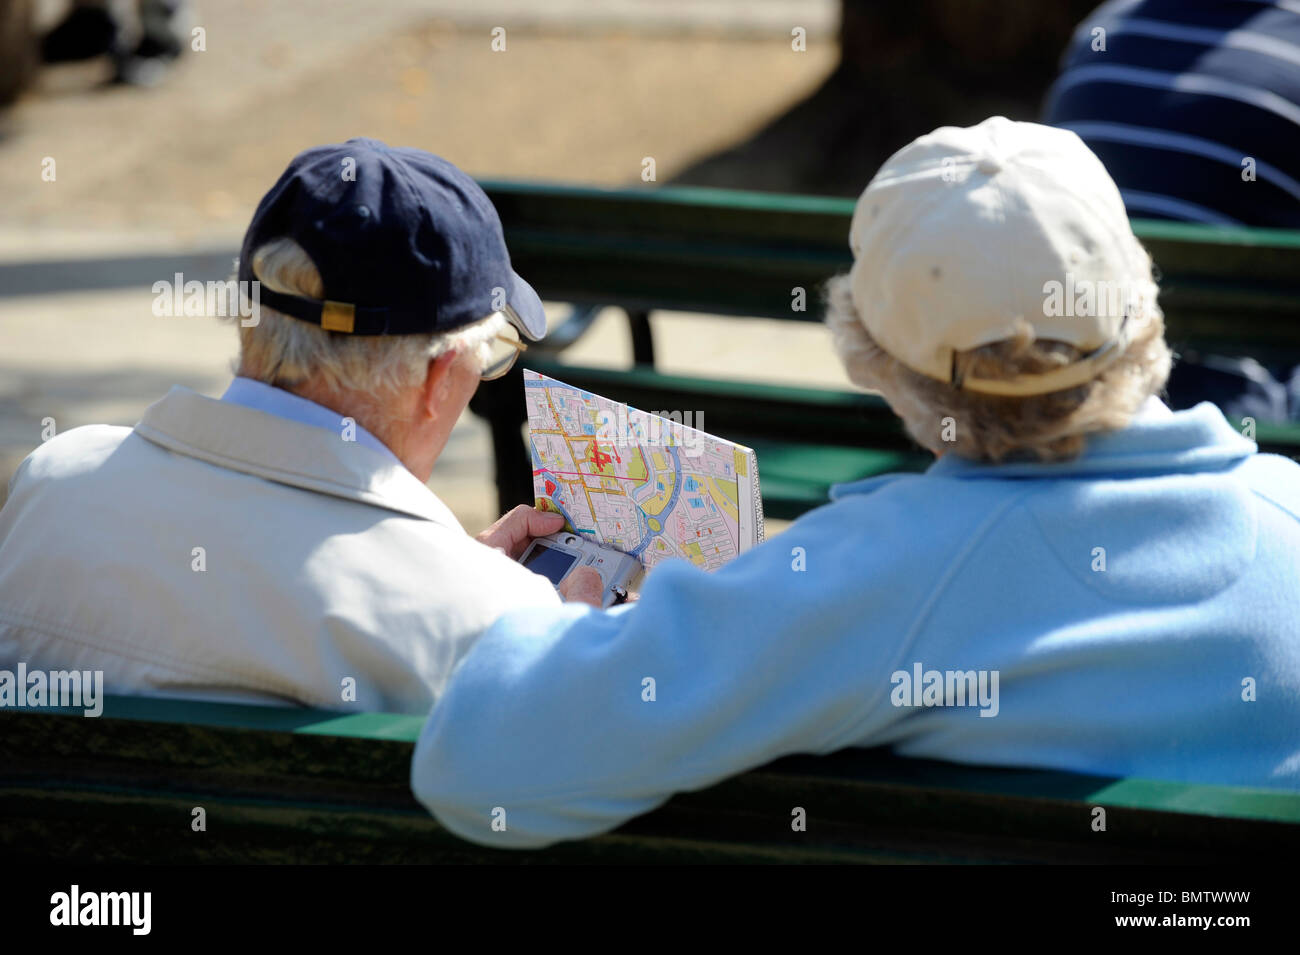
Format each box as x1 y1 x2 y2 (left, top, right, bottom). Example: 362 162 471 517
976 156 1001 175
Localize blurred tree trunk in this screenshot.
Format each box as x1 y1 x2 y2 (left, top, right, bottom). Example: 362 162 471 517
0 0 37 108
675 0 1101 195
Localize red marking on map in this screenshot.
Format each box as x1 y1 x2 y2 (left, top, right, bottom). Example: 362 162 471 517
587 440 621 470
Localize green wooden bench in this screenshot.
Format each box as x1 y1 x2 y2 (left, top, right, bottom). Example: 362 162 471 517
5 188 1299 865
3 696 1297 863
471 181 1300 519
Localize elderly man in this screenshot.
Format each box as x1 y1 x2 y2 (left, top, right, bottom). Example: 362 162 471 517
411 117 1300 848
0 138 598 714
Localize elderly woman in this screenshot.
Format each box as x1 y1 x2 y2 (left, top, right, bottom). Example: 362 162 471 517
411 117 1300 849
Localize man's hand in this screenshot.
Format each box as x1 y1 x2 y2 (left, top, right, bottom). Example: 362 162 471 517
476 505 565 560
477 506 611 607
557 566 603 607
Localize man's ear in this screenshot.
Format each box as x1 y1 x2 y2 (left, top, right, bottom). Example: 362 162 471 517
420 350 461 421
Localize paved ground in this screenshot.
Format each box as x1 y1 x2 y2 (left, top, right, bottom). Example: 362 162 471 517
1 0 845 531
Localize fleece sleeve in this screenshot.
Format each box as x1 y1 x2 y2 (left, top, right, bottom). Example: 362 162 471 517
408 492 960 849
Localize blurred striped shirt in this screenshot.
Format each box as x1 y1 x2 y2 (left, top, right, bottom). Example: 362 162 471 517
1044 0 1300 227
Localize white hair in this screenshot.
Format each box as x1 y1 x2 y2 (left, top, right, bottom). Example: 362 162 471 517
230 237 506 401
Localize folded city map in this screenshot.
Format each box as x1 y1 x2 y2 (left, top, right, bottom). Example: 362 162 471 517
524 370 765 571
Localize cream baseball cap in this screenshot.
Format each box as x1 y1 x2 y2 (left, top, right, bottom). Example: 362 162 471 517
848 116 1156 397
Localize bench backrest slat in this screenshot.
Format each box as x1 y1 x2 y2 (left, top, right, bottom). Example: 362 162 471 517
483 180 1300 359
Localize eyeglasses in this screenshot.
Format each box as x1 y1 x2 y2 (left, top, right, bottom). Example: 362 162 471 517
480 324 528 381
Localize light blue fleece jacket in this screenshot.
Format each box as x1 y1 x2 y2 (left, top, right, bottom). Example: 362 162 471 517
411 400 1300 848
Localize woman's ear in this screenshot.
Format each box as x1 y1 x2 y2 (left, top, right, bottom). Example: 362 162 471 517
420 350 461 421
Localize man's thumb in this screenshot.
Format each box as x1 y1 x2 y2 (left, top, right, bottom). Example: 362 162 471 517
558 566 604 607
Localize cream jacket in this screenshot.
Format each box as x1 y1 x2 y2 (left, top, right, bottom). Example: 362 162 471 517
0 386 561 714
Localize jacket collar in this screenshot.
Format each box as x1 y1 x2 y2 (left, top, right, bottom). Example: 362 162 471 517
133 386 464 529
832 400 1257 498
220 376 403 466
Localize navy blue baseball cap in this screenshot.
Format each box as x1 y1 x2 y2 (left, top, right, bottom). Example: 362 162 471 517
237 138 547 340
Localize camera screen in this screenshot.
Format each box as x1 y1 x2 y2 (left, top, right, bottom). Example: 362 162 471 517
523 542 580 585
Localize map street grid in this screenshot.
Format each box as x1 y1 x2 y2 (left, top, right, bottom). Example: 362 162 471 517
525 370 764 572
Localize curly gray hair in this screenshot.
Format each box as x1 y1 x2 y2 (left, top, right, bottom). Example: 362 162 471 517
823 273 1173 463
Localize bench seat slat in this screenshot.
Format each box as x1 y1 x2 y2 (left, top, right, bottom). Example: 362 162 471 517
4 698 1298 863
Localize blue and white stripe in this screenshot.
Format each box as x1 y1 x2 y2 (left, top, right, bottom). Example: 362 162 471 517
1044 0 1300 227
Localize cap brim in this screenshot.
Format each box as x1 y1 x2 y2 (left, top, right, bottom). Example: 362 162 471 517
505 271 548 341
